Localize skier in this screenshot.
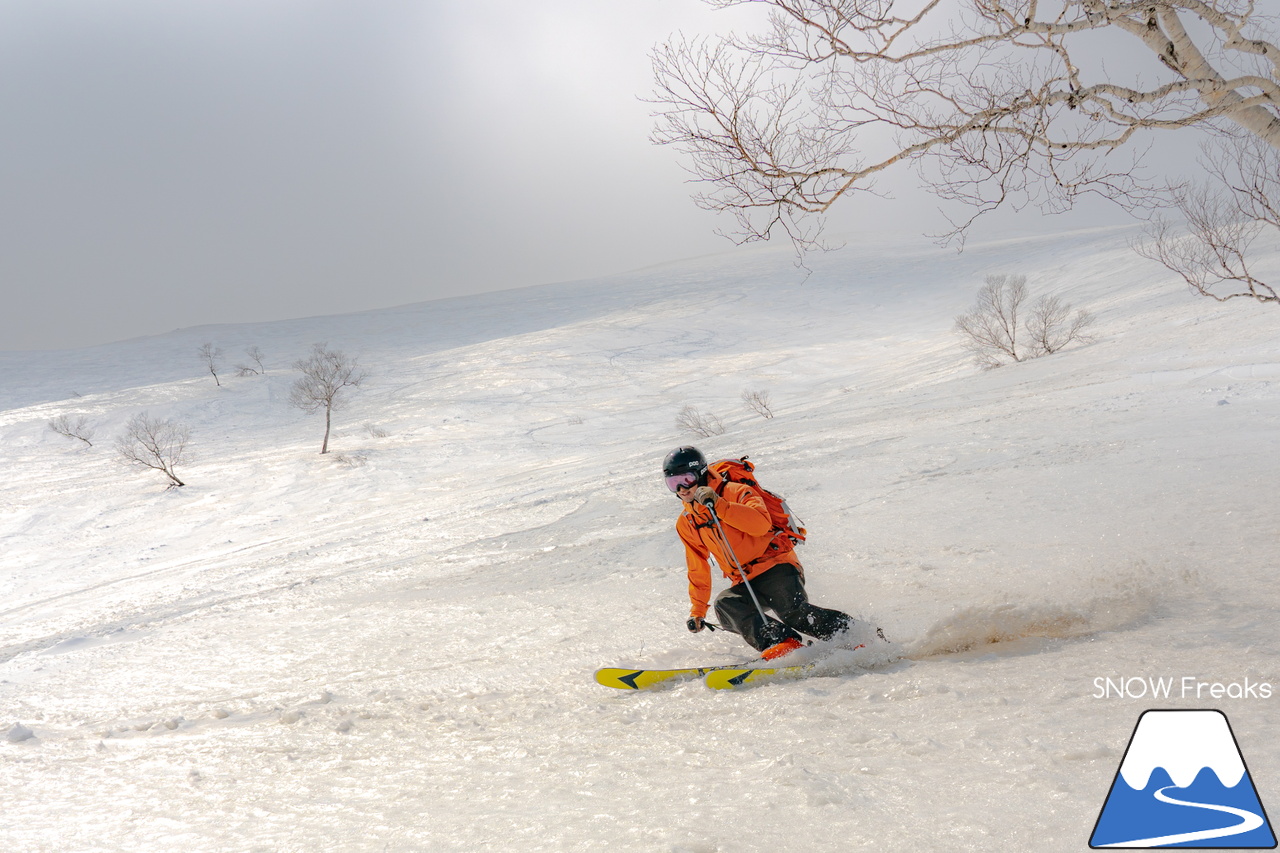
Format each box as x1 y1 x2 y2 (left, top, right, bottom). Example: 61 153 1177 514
663 445 855 661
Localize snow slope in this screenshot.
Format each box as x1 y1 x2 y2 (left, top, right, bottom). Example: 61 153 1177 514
2 226 1278 852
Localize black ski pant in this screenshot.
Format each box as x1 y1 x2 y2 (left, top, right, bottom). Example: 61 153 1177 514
713 563 851 652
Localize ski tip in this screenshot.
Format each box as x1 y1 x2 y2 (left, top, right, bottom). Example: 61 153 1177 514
594 666 710 691
594 667 650 690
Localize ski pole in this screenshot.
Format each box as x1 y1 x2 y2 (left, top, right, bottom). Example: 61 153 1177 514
703 500 771 626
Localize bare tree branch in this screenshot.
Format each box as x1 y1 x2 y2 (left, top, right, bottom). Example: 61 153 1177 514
48 414 95 447
654 1 1280 302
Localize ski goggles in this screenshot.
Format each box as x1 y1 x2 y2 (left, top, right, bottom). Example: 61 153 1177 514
665 472 699 493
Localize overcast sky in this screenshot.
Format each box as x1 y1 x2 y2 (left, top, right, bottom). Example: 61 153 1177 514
0 0 1149 352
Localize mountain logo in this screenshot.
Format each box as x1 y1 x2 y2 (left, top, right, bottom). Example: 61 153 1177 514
1090 709 1276 848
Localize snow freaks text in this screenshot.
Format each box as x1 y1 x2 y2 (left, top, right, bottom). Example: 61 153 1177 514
1093 676 1274 700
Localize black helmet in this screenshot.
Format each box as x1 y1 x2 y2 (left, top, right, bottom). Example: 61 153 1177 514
663 446 708 486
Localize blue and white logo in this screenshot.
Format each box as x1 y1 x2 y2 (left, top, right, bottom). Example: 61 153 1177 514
1091 710 1276 848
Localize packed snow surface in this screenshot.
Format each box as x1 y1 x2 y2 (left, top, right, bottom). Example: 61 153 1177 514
1 226 1278 851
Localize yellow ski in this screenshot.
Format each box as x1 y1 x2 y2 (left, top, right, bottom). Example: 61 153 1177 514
594 661 759 691
703 663 817 689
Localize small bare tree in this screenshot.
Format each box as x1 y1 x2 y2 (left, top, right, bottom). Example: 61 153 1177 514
290 343 367 454
955 274 1031 369
742 389 774 419
676 404 725 437
956 274 1094 369
1025 295 1096 357
48 414 95 447
236 345 267 376
116 412 190 487
198 343 223 386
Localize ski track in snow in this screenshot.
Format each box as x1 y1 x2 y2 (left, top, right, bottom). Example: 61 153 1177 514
1 227 1279 852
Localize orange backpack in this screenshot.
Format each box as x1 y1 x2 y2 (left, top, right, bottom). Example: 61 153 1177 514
709 456 807 549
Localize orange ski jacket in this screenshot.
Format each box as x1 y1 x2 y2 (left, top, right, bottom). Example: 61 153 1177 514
677 473 799 619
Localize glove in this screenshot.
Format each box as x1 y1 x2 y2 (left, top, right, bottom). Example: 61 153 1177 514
686 617 705 633
692 486 718 508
